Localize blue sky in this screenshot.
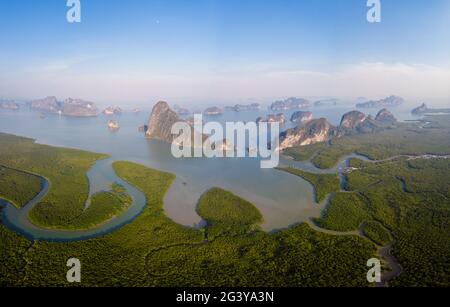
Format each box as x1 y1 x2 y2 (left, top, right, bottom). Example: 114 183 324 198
0 0 449 104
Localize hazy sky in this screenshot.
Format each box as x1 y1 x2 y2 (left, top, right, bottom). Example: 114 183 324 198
0 0 449 105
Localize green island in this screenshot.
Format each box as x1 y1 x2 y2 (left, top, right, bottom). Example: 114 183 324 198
0 115 449 287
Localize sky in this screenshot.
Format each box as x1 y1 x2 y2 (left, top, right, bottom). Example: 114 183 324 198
0 0 449 106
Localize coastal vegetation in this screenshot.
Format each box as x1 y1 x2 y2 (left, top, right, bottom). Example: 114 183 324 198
66 184 133 230
284 116 450 169
0 149 376 287
315 192 370 232
0 133 107 229
0 165 42 208
276 167 340 202
197 188 263 239
1 114 449 287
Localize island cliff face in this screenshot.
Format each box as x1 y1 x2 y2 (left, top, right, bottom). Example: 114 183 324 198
256 113 287 124
62 98 99 117
30 96 60 113
339 111 366 130
279 118 335 150
375 108 398 126
356 95 404 108
0 101 20 110
146 101 181 142
146 101 209 149
270 97 310 111
29 96 99 117
290 111 313 124
411 103 450 115
280 109 398 150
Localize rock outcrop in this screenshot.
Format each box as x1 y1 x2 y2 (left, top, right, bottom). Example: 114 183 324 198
204 107 223 116
290 111 313 124
280 109 398 151
146 101 181 142
145 101 208 149
226 103 261 112
280 118 335 150
356 95 404 108
314 99 338 107
0 101 20 110
62 98 99 117
375 108 397 126
256 113 287 124
339 111 367 130
103 106 122 116
411 103 428 115
411 103 450 115
270 97 310 111
108 120 120 130
30 96 60 113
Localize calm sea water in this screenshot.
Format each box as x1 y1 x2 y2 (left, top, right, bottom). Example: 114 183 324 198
0 104 418 232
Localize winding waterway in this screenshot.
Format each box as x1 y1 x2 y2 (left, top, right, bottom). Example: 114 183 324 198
1 158 146 241
0 107 432 283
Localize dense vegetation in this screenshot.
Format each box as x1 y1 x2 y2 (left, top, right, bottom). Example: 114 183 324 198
276 167 340 202
1 113 449 287
0 133 107 229
284 116 450 169
362 221 392 246
0 165 42 208
0 154 377 287
65 184 132 230
197 188 263 239
315 193 370 232
0 207 31 287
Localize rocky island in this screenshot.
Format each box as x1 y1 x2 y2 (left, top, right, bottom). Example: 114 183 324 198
280 109 398 150
270 97 310 111
226 103 261 112
30 96 61 114
145 101 206 146
256 113 287 124
314 99 338 107
411 103 450 115
356 95 404 108
103 106 123 116
173 105 190 116
203 106 223 116
108 120 120 131
0 101 20 110
290 111 313 124
62 98 99 117
29 96 99 117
